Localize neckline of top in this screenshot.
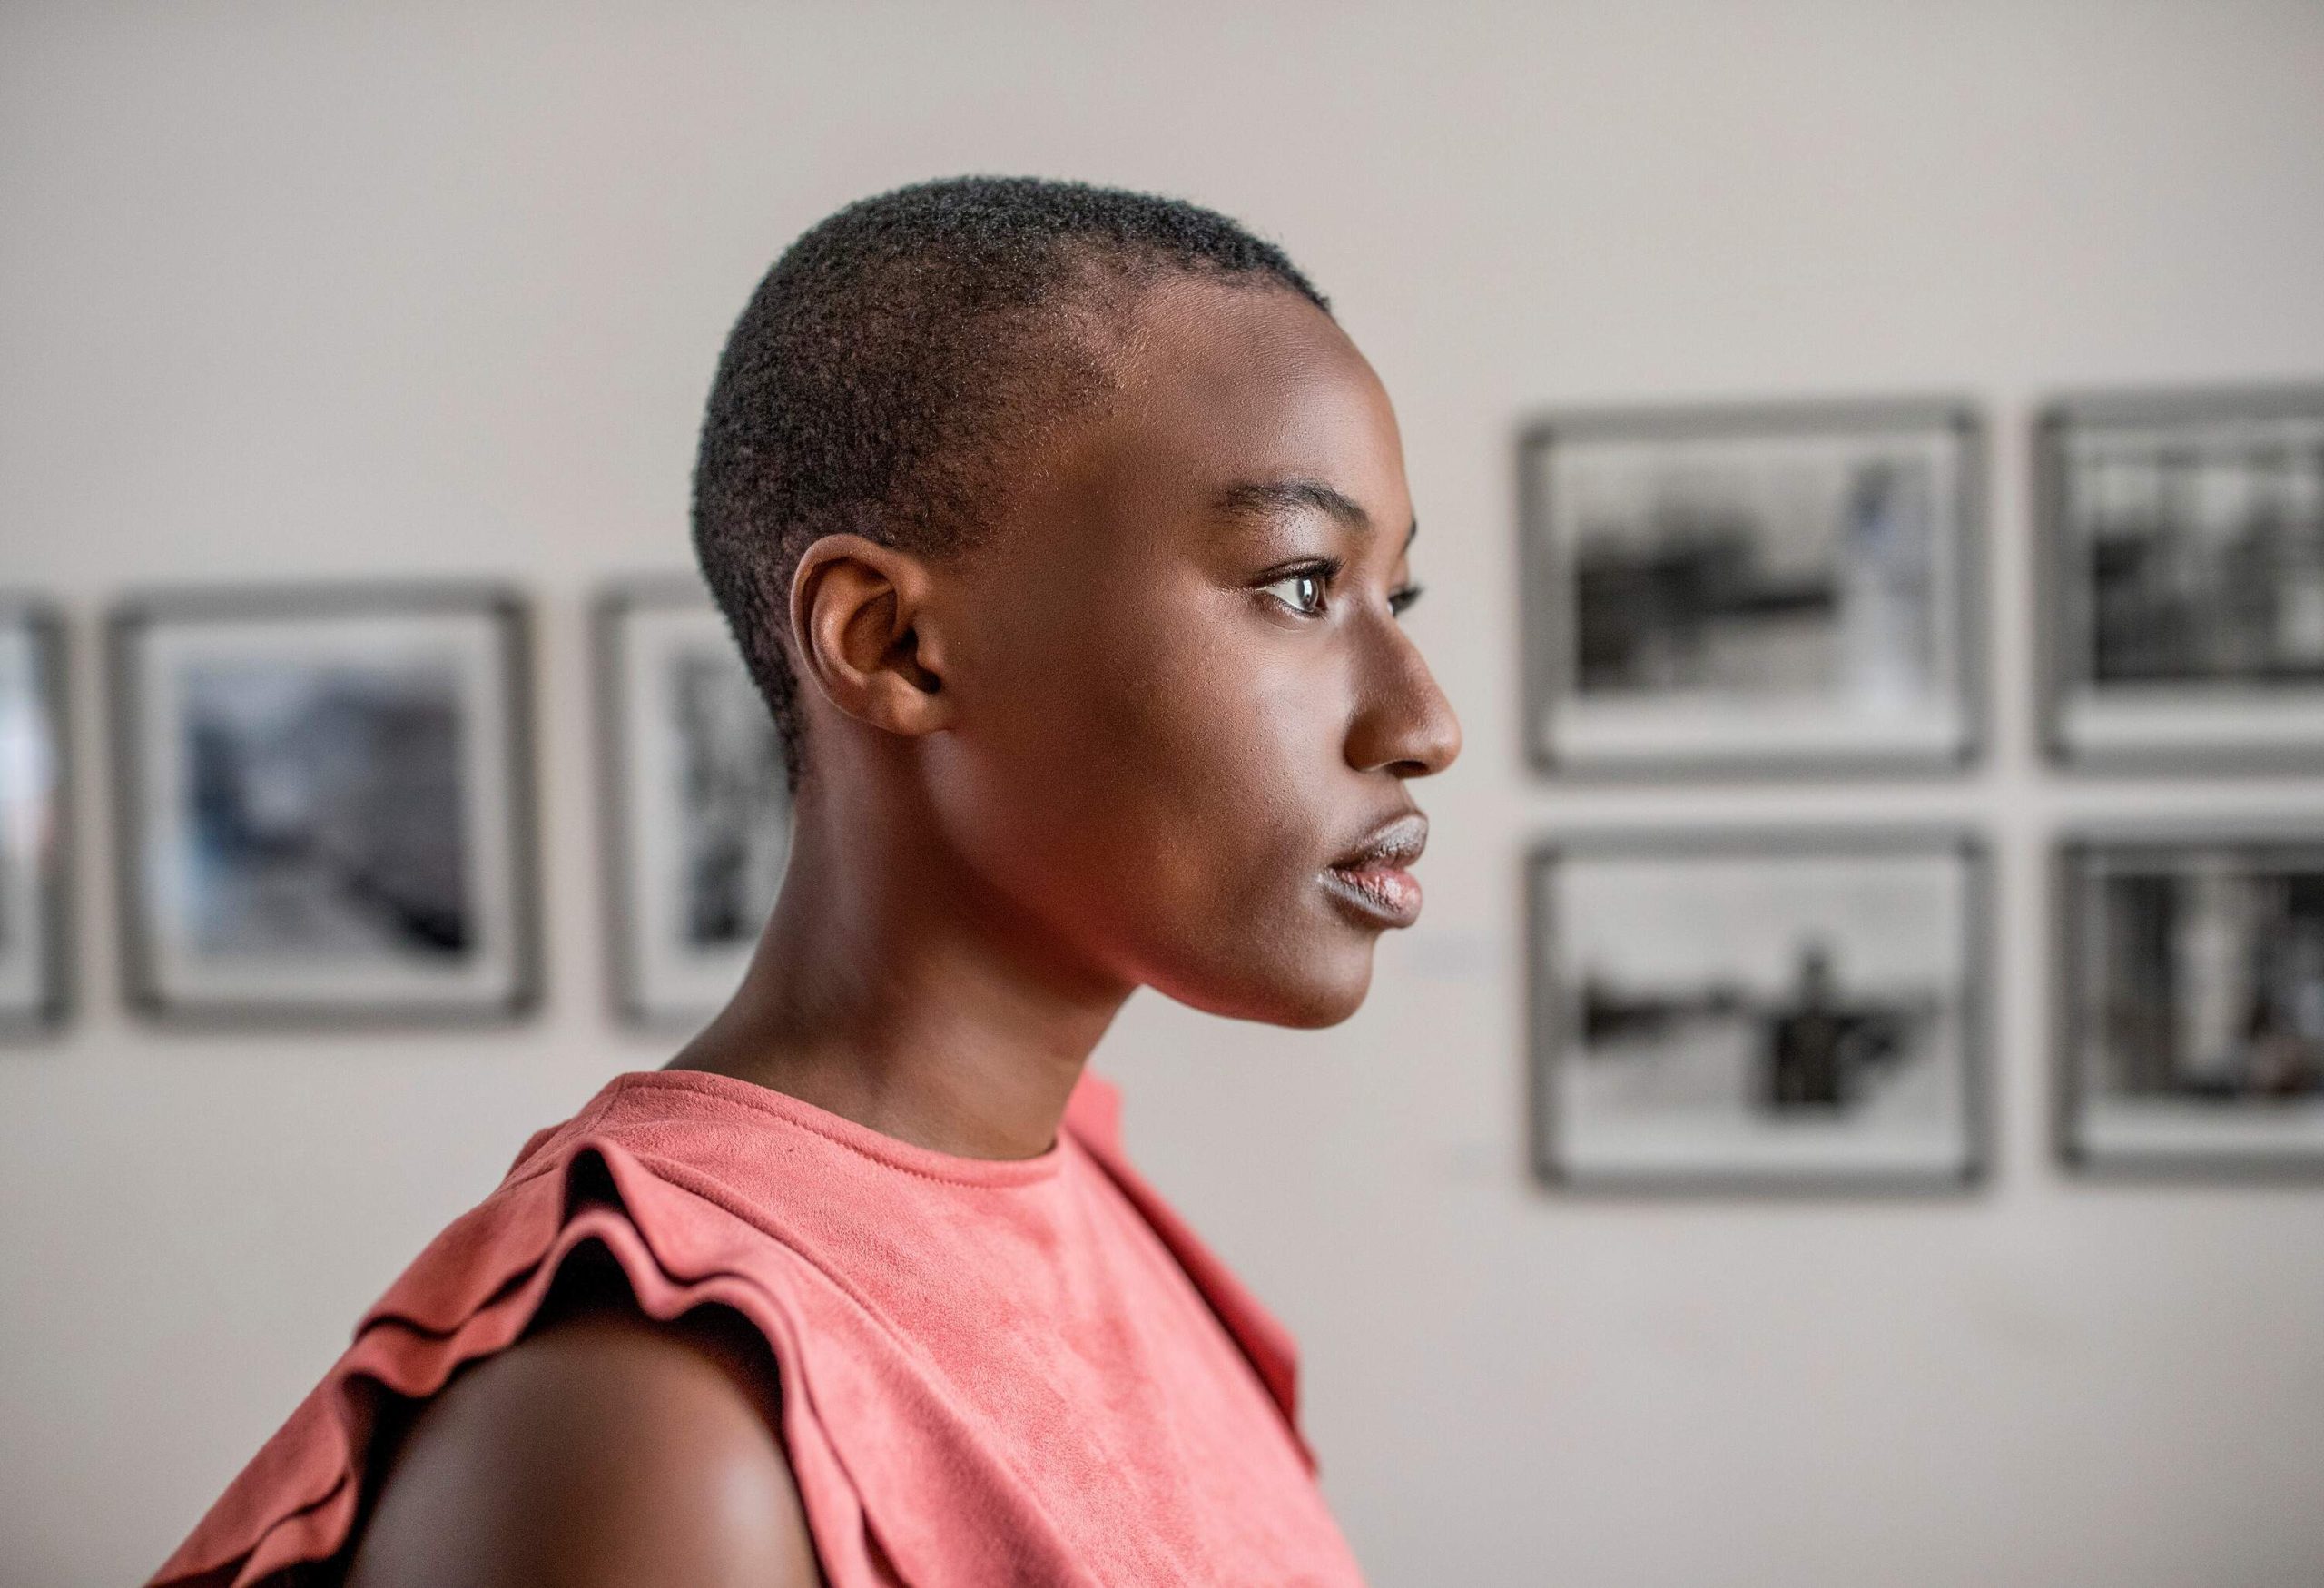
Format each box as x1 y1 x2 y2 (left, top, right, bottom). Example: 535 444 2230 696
599 1067 1072 1188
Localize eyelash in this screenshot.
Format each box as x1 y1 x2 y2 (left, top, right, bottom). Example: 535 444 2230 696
1258 560 1424 619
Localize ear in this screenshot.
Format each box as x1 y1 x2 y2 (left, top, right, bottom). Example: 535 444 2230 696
787 533 959 740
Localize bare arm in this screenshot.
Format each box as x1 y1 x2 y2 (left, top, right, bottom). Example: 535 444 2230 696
343 1300 821 1588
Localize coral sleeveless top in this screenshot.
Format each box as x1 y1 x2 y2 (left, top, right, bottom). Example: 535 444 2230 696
152 1069 1366 1587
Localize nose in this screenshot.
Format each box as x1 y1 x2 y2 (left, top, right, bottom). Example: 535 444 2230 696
1344 617 1462 778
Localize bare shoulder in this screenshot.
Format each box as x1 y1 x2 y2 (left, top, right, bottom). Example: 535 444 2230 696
343 1296 821 1588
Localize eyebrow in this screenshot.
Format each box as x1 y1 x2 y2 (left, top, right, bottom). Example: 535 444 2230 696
1211 478 1420 548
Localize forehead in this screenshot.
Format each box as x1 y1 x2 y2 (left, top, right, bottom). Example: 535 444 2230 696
1049 279 1410 547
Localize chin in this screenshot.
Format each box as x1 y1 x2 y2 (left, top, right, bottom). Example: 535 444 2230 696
1269 984 1370 1030
1162 941 1376 1030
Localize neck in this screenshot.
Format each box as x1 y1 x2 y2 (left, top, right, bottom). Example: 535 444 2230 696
667 763 1133 1160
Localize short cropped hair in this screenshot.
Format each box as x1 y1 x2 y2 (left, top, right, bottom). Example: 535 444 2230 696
690 175 1330 787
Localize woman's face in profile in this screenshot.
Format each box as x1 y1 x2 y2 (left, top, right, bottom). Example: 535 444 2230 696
924 279 1462 1026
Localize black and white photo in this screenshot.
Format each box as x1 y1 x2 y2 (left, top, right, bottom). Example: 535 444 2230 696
1531 833 1984 1191
2061 832 2324 1174
598 582 791 1028
0 600 70 1033
112 587 537 1021
1521 402 1979 774
2042 388 2324 767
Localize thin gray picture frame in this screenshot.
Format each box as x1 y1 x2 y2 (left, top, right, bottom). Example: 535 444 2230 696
0 596 74 1038
108 581 543 1027
2035 383 2324 774
593 575 790 1032
2053 820 2324 1181
1517 397 1987 780
1526 825 1993 1198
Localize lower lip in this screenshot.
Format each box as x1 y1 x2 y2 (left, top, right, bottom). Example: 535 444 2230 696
1321 864 1423 928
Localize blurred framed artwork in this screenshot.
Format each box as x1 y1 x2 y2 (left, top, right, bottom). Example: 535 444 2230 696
1529 831 1987 1193
2059 829 2324 1177
2039 387 2324 769
111 586 538 1023
0 599 71 1034
596 581 791 1030
1521 400 1982 774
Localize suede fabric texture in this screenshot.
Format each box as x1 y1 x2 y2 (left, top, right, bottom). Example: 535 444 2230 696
152 1070 1362 1588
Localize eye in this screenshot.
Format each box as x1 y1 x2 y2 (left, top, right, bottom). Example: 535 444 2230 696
1262 567 1331 616
1387 583 1424 617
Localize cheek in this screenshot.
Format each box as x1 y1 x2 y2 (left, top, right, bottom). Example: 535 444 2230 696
1104 640 1324 895
1061 616 1368 1001
959 596 1342 925
1107 656 1379 1025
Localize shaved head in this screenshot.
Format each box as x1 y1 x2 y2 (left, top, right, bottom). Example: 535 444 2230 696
691 175 1330 784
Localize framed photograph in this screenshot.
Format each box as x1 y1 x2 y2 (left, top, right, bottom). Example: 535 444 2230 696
2060 830 2324 1176
0 599 71 1034
2040 387 2324 768
111 586 538 1023
1529 832 1986 1193
596 581 791 1029
1520 400 1981 774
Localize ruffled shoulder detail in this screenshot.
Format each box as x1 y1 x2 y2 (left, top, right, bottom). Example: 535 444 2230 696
149 1129 881 1587
153 1069 1314 1586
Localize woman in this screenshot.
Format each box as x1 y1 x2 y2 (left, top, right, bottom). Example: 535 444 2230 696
155 175 1460 1588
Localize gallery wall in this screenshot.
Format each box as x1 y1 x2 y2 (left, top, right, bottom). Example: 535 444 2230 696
5 3 2324 1584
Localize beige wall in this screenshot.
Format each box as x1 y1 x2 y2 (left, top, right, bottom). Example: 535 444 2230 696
5 3 2324 1583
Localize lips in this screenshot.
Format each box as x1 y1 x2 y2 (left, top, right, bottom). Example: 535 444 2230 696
1321 811 1428 929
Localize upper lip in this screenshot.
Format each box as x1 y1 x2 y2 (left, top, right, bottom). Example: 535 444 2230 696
1327 810 1429 872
